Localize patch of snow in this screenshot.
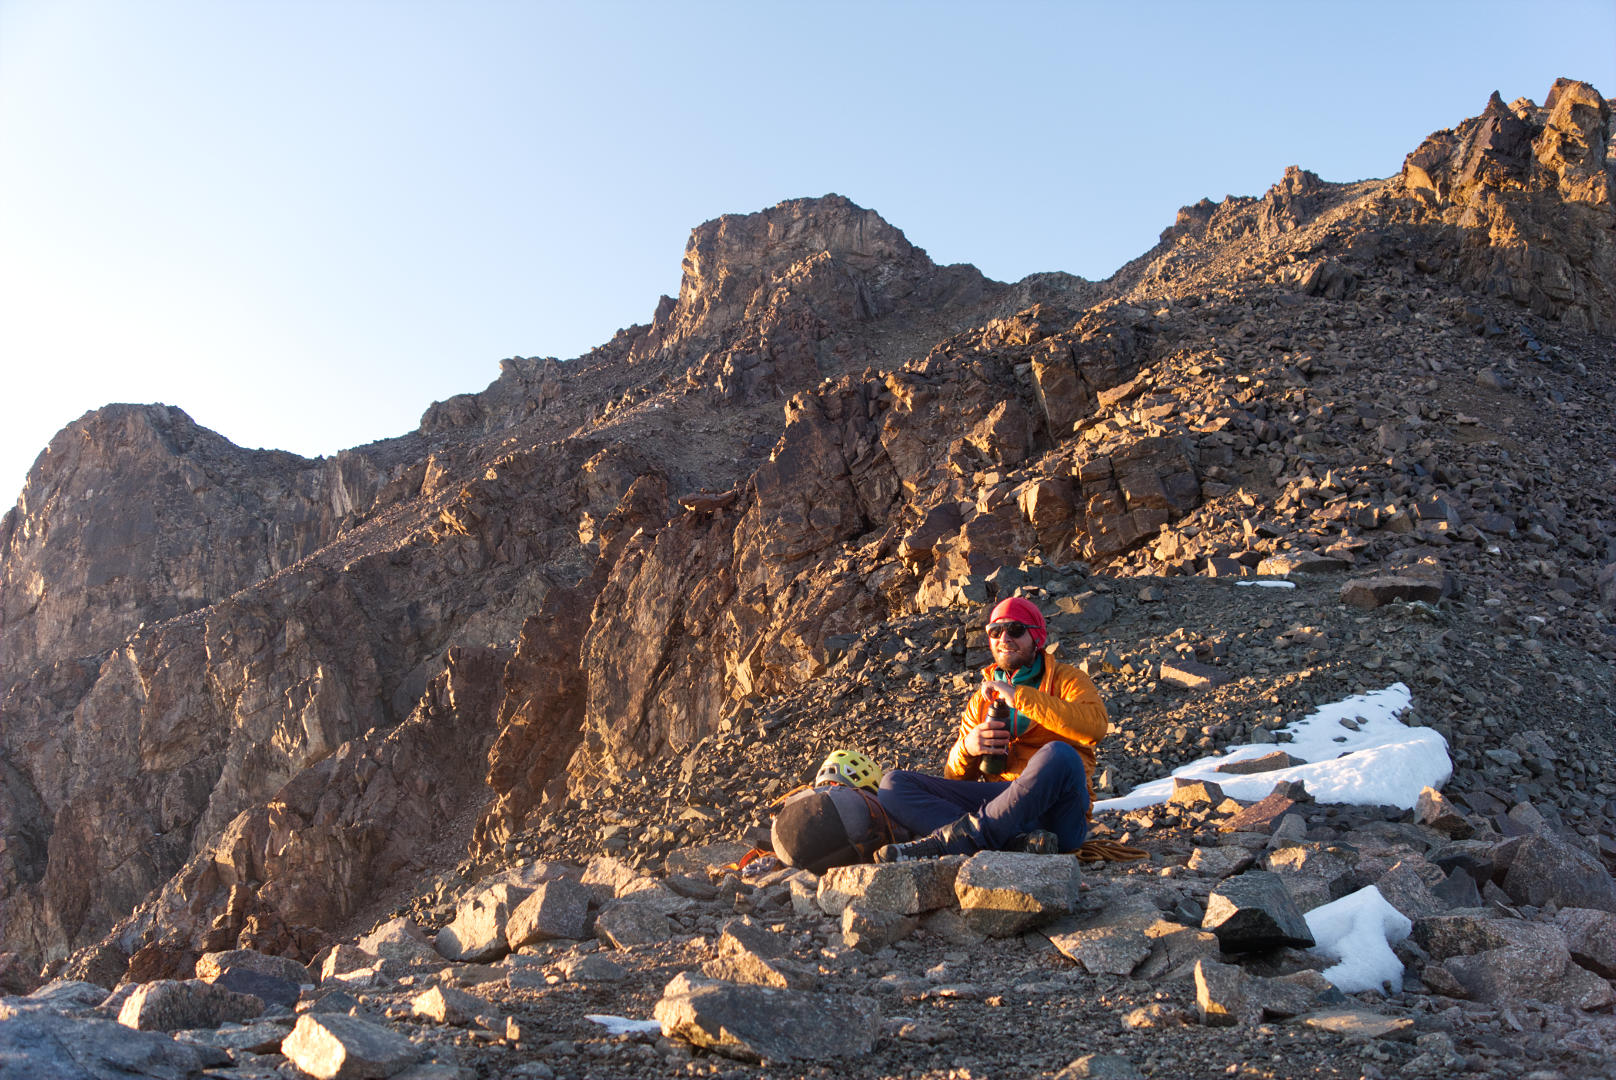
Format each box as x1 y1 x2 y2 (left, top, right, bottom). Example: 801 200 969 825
1234 579 1296 589
1094 683 1449 812
1303 885 1412 994
586 1014 663 1036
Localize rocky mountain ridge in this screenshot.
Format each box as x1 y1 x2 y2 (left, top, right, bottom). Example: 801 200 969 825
1 76 1613 1079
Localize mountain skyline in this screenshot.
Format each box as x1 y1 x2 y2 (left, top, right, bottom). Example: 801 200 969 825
3 1 1613 501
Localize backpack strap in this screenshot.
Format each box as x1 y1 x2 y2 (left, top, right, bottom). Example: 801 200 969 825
848 787 897 860
772 783 815 805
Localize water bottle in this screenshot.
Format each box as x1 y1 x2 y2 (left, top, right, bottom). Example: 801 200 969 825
981 689 1011 777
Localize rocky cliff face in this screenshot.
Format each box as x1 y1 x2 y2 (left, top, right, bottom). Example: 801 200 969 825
0 404 426 693
1396 77 1615 333
2 82 1613 991
0 433 582 969
623 193 1002 400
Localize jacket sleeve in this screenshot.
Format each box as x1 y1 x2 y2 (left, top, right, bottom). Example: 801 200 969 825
1011 664 1108 746
944 691 987 779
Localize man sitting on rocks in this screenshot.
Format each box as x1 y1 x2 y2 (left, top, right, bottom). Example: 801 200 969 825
875 596 1109 861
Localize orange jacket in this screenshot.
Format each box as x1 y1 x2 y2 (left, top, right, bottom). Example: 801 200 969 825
945 648 1109 802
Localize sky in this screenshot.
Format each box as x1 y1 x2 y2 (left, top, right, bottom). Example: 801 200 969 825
2 2 1612 504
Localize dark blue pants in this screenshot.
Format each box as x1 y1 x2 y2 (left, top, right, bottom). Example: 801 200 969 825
877 741 1089 853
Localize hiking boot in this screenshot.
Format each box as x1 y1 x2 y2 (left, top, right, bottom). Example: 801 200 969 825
1009 829 1060 855
873 814 985 863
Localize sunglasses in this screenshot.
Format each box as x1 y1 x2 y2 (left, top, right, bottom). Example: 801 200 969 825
986 621 1031 640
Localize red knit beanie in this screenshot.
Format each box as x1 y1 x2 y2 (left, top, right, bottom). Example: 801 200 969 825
988 596 1047 649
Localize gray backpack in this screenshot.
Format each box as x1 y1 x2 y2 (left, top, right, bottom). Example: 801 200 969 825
769 783 900 874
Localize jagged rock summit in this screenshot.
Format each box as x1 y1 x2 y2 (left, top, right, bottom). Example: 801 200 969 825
1 78 1614 1080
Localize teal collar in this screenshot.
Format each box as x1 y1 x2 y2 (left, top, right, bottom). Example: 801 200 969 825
993 652 1045 687
992 654 1044 736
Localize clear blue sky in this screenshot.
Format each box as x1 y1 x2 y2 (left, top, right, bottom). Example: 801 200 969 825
3 1 1612 503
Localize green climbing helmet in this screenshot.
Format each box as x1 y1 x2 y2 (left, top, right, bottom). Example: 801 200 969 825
815 749 883 791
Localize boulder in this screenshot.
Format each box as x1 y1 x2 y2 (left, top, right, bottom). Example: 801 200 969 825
1339 561 1449 610
1137 923 1223 982
1051 590 1114 632
409 983 500 1027
116 978 264 1032
1053 1053 1147 1080
1255 551 1349 576
610 879 697 916
301 987 363 1015
702 946 816 990
1215 751 1305 776
1421 922 1573 1004
581 855 663 904
1555 908 1616 978
1043 894 1161 976
435 884 532 962
1186 846 1255 878
1298 1008 1414 1042
205 967 300 1010
556 951 627 984
918 908 985 947
815 860 962 916
1246 970 1345 1019
0 1012 208 1080
703 919 815 986
175 1019 292 1055
1372 861 1444 921
0 980 109 1020
664 842 753 877
318 944 379 983
1201 872 1315 951
841 904 919 953
1193 958 1251 1026
1046 920 1153 977
594 901 673 949
1160 658 1228 691
356 919 442 965
1411 912 1517 959
195 948 310 987
1168 777 1226 809
1414 787 1474 838
1264 843 1361 912
654 972 880 1062
953 851 1082 937
716 917 786 959
504 879 593 948
1499 833 1616 912
1412 913 1604 1005
280 1012 421 1080
1430 867 1484 909
1220 784 1310 834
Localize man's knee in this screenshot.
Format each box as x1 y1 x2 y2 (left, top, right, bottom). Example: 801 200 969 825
1029 741 1083 776
879 769 917 797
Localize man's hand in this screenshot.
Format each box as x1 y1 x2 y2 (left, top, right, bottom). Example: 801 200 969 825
964 715 1011 757
983 679 1017 702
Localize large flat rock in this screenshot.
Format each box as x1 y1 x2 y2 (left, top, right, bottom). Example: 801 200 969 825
0 1012 208 1079
654 972 879 1062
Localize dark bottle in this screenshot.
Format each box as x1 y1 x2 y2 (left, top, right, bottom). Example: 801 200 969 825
981 690 1011 777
